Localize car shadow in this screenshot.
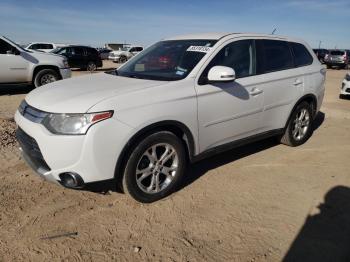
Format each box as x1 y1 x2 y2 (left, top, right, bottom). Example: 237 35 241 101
0 84 33 96
283 186 350 262
178 111 325 191
84 111 325 195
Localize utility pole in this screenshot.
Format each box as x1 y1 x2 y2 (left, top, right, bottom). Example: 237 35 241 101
318 41 322 49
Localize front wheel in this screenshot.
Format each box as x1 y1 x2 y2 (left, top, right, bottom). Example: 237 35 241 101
122 131 186 203
119 56 127 63
34 69 59 88
280 102 313 147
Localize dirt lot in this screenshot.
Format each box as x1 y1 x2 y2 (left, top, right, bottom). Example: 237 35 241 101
0 62 350 262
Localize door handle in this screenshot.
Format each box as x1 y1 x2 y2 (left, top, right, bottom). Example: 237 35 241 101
249 88 263 96
293 79 303 86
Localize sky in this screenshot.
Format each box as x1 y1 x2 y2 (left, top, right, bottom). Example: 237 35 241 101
0 0 349 49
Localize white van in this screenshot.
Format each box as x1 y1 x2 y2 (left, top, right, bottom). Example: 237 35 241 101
0 36 71 87
15 33 325 202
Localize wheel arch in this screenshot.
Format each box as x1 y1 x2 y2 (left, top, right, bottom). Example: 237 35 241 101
33 65 62 82
114 120 196 183
284 94 318 129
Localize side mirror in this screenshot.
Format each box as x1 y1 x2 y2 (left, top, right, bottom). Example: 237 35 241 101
207 66 236 82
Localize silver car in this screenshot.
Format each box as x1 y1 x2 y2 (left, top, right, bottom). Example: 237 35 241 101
324 50 350 69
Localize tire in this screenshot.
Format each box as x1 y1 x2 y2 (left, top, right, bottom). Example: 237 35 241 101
122 131 186 203
280 101 313 147
33 69 59 88
86 61 97 72
119 56 127 63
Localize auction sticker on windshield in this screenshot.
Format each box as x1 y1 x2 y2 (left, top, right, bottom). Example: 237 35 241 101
187 46 212 53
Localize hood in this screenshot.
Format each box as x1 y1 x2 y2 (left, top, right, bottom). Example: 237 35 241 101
20 50 66 67
25 72 168 113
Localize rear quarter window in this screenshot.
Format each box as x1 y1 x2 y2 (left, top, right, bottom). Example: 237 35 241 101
290 42 313 67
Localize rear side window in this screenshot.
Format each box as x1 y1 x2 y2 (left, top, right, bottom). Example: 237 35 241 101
290 42 313 67
73 47 84 55
257 40 293 73
40 44 53 49
86 48 97 56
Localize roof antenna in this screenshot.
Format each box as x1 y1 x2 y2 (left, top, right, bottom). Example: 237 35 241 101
271 28 277 35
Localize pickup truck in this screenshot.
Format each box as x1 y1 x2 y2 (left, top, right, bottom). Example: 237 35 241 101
0 36 71 88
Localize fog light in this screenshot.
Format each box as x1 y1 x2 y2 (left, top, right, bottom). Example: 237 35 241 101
59 173 84 188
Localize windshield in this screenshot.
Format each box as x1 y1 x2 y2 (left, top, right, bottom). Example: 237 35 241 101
116 40 217 81
2 36 28 52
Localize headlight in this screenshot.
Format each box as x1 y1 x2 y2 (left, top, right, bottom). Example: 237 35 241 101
346 73 350 81
63 59 69 68
42 111 113 135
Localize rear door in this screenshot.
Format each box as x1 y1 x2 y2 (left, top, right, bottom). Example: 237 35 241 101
256 40 302 131
70 47 85 68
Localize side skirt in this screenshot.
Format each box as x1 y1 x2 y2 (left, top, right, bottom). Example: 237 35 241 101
191 129 284 163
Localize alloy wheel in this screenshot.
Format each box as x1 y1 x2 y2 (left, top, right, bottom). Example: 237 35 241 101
135 143 179 194
292 108 310 141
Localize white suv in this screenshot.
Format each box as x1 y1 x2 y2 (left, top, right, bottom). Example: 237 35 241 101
15 33 325 202
108 46 143 63
0 36 71 87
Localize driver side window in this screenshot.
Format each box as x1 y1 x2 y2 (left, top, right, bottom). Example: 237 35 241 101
200 40 256 84
0 39 14 54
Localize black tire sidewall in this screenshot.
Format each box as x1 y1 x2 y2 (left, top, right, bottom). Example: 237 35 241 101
87 61 96 71
286 102 313 146
123 132 186 203
34 69 59 88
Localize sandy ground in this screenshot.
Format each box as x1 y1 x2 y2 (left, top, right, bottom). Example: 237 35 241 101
0 61 350 261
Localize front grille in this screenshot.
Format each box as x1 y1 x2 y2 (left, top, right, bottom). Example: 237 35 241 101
18 100 48 123
16 127 51 171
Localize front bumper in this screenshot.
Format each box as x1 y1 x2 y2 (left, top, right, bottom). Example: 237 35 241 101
59 68 71 79
341 80 350 95
15 109 134 185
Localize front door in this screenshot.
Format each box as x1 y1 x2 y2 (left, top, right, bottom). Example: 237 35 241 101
0 39 29 83
195 39 264 152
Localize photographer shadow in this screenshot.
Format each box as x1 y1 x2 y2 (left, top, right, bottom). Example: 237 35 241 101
283 186 350 262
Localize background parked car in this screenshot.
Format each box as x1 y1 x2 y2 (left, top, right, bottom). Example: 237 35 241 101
51 45 103 71
26 42 66 53
340 72 350 99
324 49 350 69
0 36 71 87
313 48 329 64
98 48 112 60
108 46 143 63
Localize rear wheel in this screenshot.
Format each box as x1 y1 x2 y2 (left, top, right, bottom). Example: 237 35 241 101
33 69 59 88
122 131 186 203
280 102 313 147
86 61 97 72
